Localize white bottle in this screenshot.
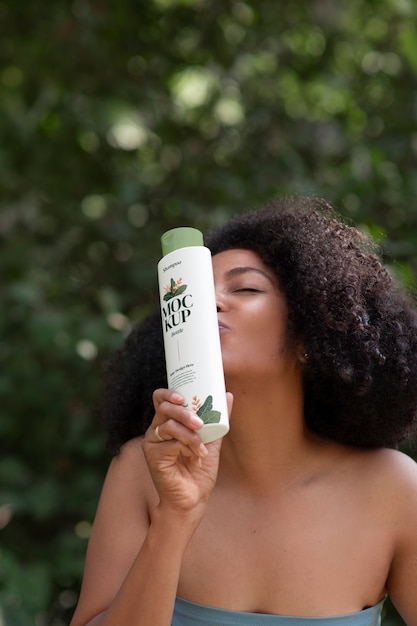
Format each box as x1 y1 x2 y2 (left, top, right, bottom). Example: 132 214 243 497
157 227 229 443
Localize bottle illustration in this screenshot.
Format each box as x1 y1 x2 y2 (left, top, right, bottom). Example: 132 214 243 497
157 227 229 443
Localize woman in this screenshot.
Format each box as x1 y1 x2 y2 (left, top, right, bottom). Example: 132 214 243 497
70 197 417 625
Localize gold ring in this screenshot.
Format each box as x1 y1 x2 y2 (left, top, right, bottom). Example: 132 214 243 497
154 425 164 442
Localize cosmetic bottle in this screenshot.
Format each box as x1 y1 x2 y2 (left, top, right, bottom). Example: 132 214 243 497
157 227 229 443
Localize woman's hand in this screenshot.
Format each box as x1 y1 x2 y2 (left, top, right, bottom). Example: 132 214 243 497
142 389 233 516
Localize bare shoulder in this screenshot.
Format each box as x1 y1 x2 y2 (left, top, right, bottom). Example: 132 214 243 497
357 447 417 513
102 436 156 509
81 436 156 552
70 438 157 625
109 436 149 476
366 447 417 484
372 449 417 623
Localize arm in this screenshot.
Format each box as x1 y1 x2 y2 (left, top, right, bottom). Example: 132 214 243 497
70 390 233 626
386 452 417 626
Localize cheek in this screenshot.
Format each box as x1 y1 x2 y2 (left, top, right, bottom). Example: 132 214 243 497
260 311 290 353
235 317 283 359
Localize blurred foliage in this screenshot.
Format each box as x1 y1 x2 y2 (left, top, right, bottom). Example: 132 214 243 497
1 0 417 623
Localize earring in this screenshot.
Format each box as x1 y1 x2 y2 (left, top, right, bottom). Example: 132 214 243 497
298 352 309 364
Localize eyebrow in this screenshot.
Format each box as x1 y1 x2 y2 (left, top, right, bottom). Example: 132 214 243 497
224 266 276 285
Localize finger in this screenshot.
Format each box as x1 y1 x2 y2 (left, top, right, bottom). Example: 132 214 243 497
152 419 208 457
153 396 204 432
153 388 185 410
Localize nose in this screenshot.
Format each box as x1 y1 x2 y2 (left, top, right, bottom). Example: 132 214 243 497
216 289 228 313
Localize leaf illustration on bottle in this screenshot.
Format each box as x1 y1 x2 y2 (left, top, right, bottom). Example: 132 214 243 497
196 395 213 417
201 410 221 424
173 284 187 296
163 277 188 301
196 396 221 424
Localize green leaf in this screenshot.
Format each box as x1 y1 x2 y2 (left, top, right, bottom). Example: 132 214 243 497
173 284 187 296
201 410 221 424
197 395 213 417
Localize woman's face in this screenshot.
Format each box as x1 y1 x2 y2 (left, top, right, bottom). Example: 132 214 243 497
213 249 299 380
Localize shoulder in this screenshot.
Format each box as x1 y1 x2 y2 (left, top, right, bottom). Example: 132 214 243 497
374 450 417 624
360 448 417 530
339 446 417 518
70 440 156 624
365 446 417 469
110 436 148 473
108 435 156 490
97 437 157 521
84 437 157 570
384 448 417 513
369 447 417 486
358 447 417 494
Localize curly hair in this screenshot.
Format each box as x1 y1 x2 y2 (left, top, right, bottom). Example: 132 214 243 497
102 310 167 456
103 196 417 454
206 196 417 448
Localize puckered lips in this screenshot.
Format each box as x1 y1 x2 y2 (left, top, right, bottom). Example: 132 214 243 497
218 318 229 334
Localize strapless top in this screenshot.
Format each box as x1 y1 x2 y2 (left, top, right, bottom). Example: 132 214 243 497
172 596 386 626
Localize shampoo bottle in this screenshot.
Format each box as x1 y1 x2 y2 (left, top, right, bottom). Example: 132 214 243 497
157 227 229 444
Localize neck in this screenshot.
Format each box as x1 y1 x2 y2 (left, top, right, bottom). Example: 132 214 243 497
220 370 315 490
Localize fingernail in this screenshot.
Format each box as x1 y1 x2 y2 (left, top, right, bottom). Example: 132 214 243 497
171 392 184 403
191 415 204 428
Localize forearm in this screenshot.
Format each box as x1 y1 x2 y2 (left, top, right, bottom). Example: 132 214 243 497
72 505 201 626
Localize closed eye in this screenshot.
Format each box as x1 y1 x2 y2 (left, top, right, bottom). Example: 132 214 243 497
233 288 263 293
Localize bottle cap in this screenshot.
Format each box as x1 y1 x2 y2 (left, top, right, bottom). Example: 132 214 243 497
161 227 204 255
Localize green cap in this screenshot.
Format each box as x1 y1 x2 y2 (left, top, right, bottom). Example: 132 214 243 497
161 227 204 256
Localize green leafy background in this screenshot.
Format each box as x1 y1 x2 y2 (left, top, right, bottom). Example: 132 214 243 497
1 0 417 623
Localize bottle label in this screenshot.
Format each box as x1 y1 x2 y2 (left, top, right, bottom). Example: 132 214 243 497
161 277 193 334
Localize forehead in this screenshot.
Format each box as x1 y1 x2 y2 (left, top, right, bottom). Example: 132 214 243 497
212 248 273 276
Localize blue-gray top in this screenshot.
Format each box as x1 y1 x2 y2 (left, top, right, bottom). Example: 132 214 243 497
172 596 386 626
